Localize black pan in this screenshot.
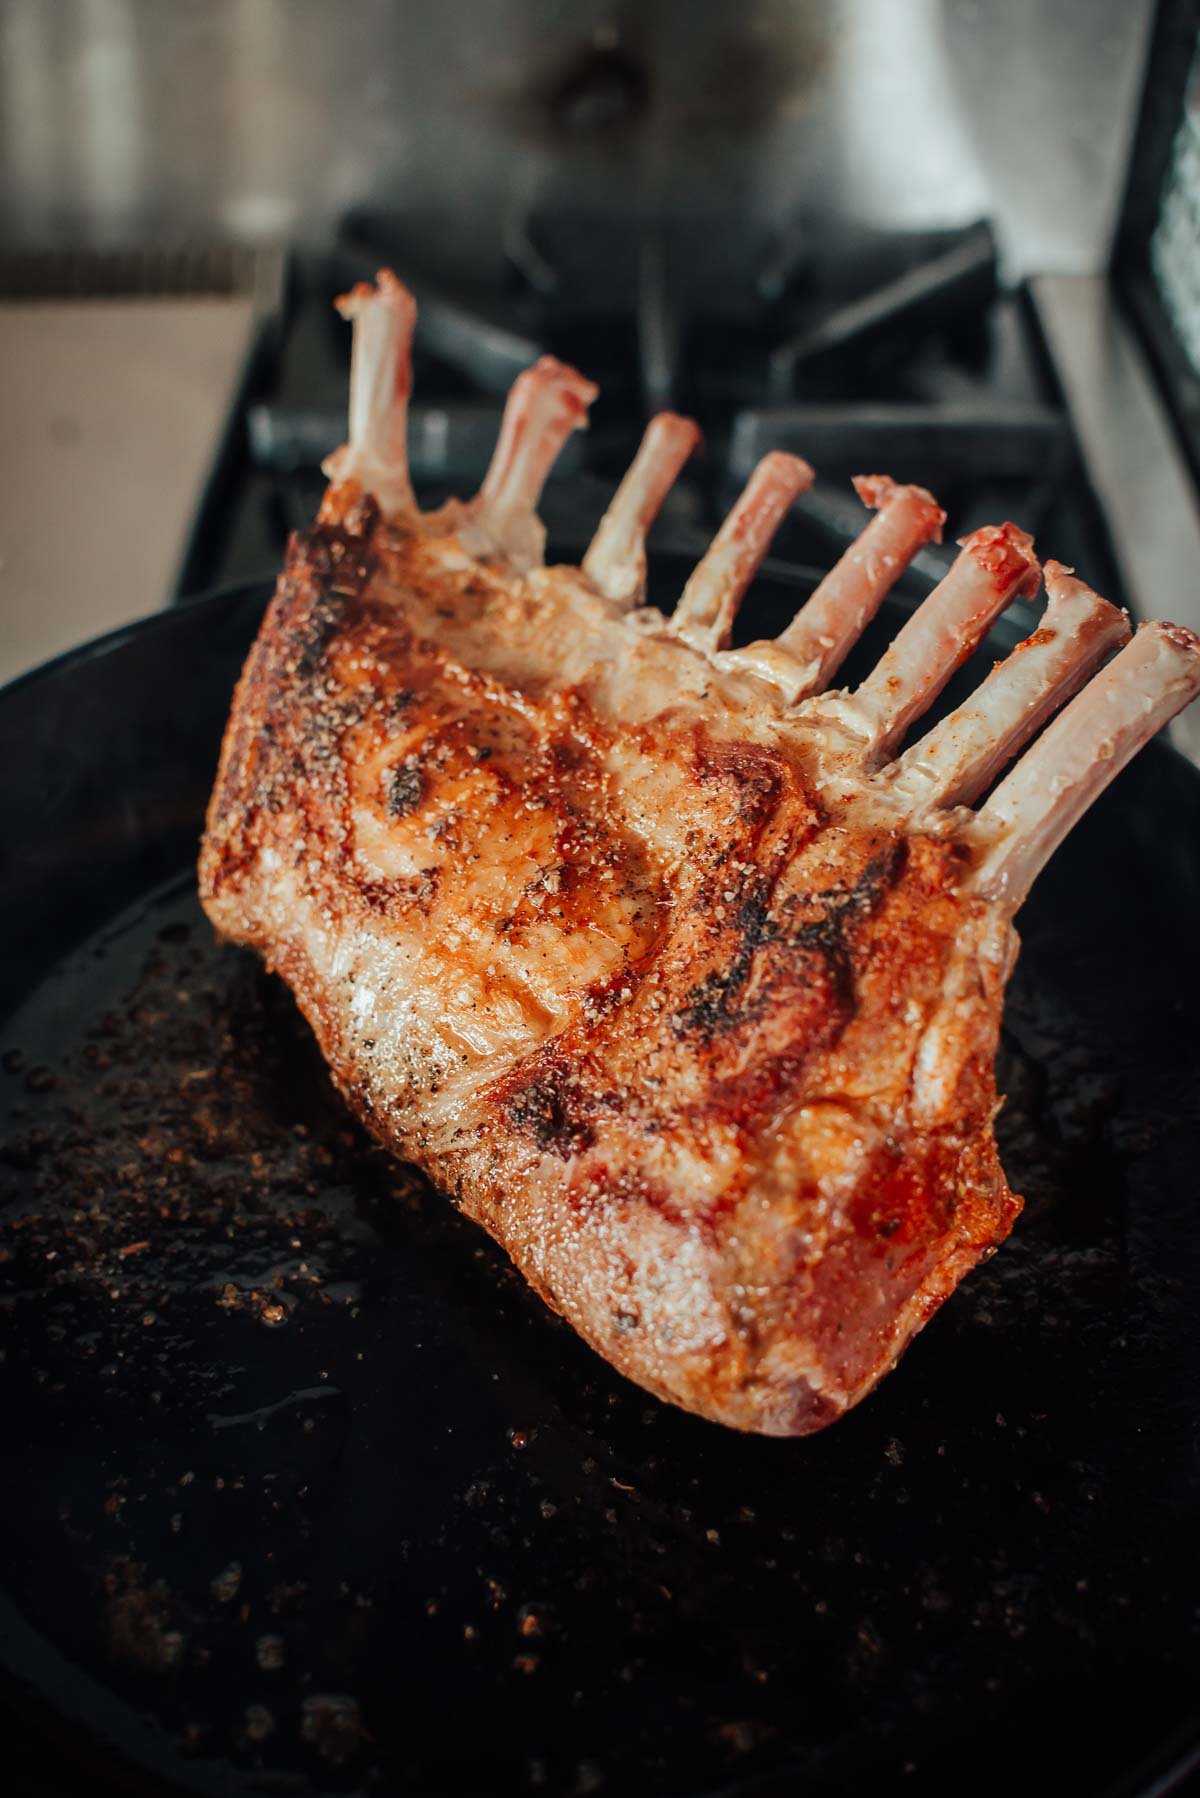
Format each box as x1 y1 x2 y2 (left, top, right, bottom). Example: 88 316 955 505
2 552 1199 1798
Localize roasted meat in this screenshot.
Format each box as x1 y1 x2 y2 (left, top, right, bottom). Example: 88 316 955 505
200 272 1200 1435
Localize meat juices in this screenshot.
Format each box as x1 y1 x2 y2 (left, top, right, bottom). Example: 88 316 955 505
200 272 1200 1435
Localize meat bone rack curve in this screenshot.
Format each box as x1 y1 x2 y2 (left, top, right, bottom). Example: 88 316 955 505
328 270 1200 909
199 269 1200 1437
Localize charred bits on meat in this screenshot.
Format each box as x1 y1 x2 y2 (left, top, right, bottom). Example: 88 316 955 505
383 757 424 819
505 1065 596 1157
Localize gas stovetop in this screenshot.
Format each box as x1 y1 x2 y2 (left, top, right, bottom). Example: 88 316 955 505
176 216 1124 636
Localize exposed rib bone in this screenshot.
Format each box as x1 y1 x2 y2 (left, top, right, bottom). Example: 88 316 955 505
852 522 1040 761
583 413 702 607
323 272 419 518
670 452 814 652
892 561 1130 809
975 621 1200 905
777 475 945 694
464 356 598 575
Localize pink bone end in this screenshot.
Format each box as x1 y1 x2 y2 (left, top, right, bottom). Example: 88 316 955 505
851 474 945 529
975 618 1200 906
322 269 419 515
893 560 1131 808
777 474 946 693
672 450 814 650
582 412 702 606
480 356 598 513
469 356 598 572
853 520 1041 762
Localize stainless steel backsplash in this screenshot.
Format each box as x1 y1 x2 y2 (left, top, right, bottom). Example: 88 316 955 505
0 0 1154 277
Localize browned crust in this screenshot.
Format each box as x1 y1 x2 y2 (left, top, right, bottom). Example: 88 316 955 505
200 512 1021 1435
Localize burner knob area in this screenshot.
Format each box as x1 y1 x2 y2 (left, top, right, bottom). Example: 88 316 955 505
546 43 650 138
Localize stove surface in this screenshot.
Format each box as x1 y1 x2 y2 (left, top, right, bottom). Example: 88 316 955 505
176 224 1125 648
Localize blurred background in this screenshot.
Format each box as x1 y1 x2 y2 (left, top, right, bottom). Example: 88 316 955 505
0 0 1197 752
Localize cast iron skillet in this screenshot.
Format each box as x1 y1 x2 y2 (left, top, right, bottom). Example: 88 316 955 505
1 551 1199 1798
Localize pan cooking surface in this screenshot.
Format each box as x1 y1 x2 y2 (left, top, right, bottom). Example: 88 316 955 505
1 573 1199 1797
